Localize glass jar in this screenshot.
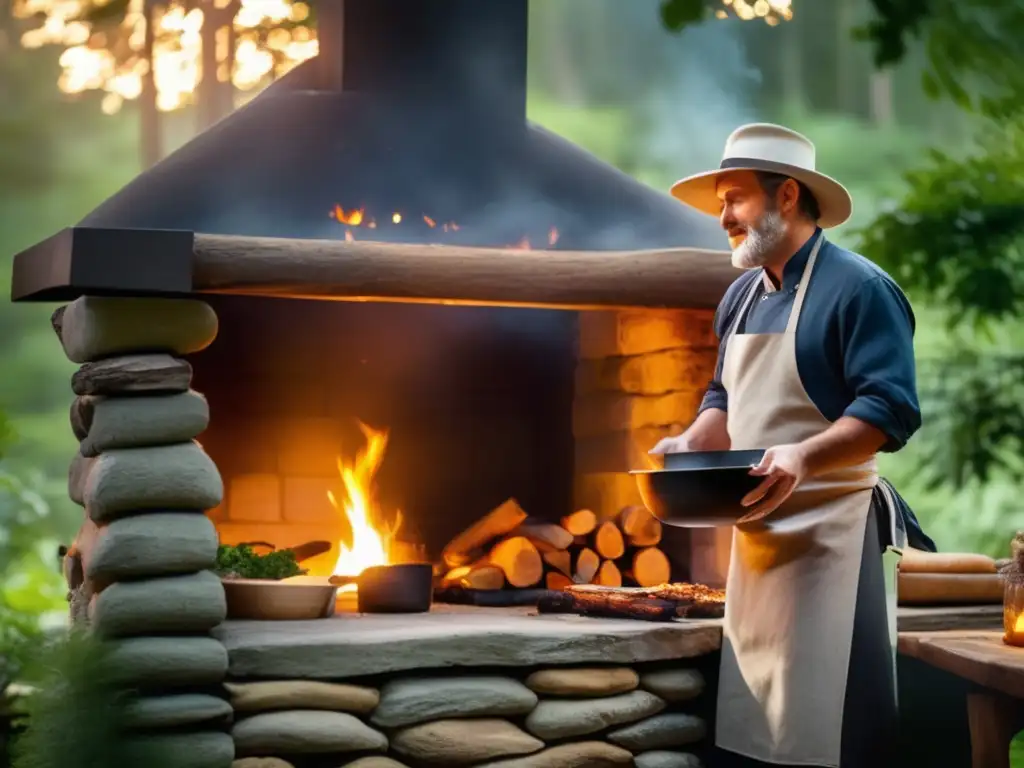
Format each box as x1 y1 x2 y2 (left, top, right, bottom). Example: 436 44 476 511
1003 571 1024 647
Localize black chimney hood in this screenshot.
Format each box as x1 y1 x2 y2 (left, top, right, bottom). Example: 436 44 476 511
78 0 725 251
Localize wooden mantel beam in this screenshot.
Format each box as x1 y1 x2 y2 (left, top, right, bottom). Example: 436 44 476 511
11 228 740 310
191 234 738 310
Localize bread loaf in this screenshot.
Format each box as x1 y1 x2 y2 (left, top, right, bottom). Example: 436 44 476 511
898 572 1003 605
899 549 997 575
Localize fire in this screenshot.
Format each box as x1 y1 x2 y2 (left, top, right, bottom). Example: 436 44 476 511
334 205 364 226
328 421 402 589
331 204 560 250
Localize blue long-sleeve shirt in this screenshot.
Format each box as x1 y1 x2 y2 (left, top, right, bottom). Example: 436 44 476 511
698 230 935 551
699 229 921 453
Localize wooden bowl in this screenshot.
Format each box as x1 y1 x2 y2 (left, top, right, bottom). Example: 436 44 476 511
222 577 337 620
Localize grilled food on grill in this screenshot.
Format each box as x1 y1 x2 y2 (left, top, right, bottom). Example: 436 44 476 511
540 582 726 621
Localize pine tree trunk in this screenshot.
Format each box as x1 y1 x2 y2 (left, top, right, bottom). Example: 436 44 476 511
140 0 162 169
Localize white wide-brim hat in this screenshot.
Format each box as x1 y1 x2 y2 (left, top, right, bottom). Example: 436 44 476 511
670 123 853 229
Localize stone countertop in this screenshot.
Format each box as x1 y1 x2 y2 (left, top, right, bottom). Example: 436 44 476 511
213 605 720 679
212 603 1003 680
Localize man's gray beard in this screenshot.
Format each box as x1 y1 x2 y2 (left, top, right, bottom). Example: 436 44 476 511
731 210 787 269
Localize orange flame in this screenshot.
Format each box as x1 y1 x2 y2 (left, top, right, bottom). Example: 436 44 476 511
329 422 402 588
330 204 561 249
333 205 365 226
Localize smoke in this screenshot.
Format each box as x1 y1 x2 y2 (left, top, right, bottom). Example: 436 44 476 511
636 15 762 178
553 0 761 180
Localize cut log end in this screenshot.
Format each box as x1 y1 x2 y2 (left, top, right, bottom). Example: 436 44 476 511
488 536 543 588
542 549 572 577
594 520 626 560
627 547 672 588
596 560 623 587
442 564 506 591
620 505 663 547
442 498 528 568
511 521 574 553
561 509 598 537
573 547 600 585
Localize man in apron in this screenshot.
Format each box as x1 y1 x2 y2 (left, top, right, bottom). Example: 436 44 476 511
651 124 933 768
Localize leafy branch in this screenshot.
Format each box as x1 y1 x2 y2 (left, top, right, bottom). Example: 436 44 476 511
856 121 1024 328
857 0 1024 119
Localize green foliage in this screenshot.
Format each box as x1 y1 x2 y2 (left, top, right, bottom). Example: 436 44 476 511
915 353 1024 488
856 0 1024 119
11 631 178 768
659 0 710 31
855 0 932 68
215 544 305 580
0 606 40 696
854 120 1024 489
857 122 1024 326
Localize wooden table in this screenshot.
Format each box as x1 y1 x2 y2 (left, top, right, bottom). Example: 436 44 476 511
899 630 1024 768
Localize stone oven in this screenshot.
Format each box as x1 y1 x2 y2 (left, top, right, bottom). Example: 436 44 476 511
20 0 736 584
10 2 740 766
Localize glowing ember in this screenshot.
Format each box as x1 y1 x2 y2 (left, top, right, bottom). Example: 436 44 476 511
333 205 364 226
329 204 557 248
329 421 402 592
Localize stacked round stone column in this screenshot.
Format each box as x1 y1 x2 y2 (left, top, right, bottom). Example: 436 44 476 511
54 296 233 768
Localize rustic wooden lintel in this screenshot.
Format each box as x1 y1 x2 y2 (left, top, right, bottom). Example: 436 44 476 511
191 234 739 311
11 227 739 310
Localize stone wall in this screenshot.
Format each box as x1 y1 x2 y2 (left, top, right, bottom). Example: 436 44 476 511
573 309 730 586
226 661 709 768
56 295 235 768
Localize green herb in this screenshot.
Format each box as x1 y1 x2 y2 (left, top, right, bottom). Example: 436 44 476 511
215 544 306 580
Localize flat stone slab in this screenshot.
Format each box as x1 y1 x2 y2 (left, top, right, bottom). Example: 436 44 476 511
213 606 722 679
213 605 993 679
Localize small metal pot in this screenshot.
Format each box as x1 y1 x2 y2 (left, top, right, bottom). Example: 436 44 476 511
330 563 433 613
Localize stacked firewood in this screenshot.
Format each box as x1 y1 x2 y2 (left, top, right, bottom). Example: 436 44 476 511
439 498 672 592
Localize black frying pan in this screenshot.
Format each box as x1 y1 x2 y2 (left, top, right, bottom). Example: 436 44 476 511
631 449 765 527
329 563 433 613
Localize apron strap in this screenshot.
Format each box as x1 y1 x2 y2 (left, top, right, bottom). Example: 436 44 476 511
874 477 905 708
784 232 826 335
875 478 908 553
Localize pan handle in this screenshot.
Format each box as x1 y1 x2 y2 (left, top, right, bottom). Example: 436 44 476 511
328 574 358 587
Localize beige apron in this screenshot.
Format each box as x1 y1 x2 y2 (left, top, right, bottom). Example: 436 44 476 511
715 234 903 767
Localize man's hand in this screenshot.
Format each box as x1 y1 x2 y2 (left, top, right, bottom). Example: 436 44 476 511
738 443 809 523
649 408 730 455
649 434 691 455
